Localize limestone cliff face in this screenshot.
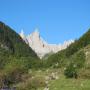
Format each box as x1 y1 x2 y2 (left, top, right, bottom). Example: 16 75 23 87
20 29 74 58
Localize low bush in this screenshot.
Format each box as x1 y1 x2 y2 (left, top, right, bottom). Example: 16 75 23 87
17 76 46 90
64 63 78 78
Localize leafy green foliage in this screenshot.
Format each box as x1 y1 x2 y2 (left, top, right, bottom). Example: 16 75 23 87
0 21 90 89
43 29 90 79
70 50 86 69
0 21 38 57
44 29 90 69
65 29 90 57
64 63 78 78
0 21 40 69
64 50 85 78
0 21 41 88
42 50 67 68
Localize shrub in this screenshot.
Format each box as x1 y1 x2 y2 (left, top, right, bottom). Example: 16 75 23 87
17 76 46 90
64 63 78 78
70 50 86 69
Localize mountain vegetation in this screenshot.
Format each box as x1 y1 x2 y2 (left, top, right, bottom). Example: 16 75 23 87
43 29 90 79
0 21 90 90
0 22 42 89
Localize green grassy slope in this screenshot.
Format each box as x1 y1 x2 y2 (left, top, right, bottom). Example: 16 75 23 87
49 45 90 90
49 74 90 90
0 22 40 69
0 21 90 90
0 22 41 88
44 29 90 69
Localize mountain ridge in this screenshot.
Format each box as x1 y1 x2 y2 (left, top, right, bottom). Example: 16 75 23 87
20 29 74 58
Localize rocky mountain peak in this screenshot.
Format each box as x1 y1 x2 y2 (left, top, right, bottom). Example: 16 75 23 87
20 29 74 58
20 29 25 38
33 28 40 36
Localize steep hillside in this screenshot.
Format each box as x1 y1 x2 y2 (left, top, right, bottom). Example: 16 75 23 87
0 22 38 57
0 21 90 89
15 44 90 90
0 22 41 89
65 29 90 57
45 29 90 67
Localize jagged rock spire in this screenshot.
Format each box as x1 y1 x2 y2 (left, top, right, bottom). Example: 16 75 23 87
20 29 25 38
20 29 74 59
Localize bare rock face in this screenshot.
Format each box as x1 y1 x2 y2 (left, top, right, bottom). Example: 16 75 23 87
20 29 74 58
19 30 29 44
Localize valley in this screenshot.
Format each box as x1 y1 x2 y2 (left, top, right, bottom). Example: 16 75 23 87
0 22 90 90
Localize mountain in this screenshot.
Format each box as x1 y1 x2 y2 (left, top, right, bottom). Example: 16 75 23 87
43 29 90 78
20 29 74 58
45 29 90 63
0 21 40 69
18 28 90 89
0 22 42 88
0 21 90 89
0 22 38 58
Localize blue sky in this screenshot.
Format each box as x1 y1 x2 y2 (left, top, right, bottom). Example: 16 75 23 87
0 0 90 44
